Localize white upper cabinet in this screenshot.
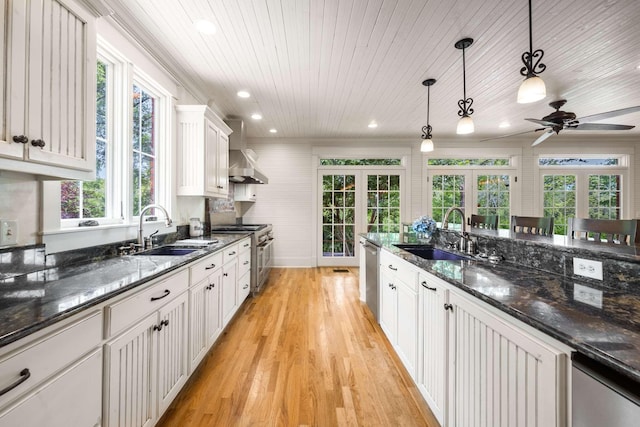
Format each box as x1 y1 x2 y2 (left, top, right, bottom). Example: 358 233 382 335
176 105 232 198
0 0 97 180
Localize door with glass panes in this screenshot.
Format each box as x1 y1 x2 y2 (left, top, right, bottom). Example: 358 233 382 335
428 169 514 230
318 170 403 266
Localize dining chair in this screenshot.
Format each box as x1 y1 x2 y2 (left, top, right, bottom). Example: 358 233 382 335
567 217 639 245
511 215 554 236
469 214 499 230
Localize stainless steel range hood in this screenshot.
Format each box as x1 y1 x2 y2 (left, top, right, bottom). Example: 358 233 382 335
226 120 269 184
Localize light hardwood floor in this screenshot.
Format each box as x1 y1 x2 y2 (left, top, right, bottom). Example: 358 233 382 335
157 267 438 427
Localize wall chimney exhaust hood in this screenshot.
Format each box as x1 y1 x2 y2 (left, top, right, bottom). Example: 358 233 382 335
226 119 269 184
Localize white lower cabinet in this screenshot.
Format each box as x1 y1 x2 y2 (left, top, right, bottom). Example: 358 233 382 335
377 249 571 427
417 272 447 426
446 290 568 427
379 251 419 379
189 270 221 372
0 310 103 427
221 258 238 326
104 271 189 427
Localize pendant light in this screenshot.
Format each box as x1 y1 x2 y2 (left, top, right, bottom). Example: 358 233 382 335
455 38 474 135
517 0 546 103
420 78 436 152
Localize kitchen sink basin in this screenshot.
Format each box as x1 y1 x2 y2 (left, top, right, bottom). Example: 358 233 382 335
394 245 469 261
134 246 198 256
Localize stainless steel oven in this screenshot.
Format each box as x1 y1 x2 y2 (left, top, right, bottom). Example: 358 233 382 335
210 224 273 294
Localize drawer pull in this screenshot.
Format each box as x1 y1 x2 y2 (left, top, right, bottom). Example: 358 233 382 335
0 368 31 396
31 139 46 148
228 251 236 256
153 319 170 332
421 281 437 291
150 289 171 301
243 284 249 289
444 303 453 311
206 284 215 290
243 261 249 265
12 135 28 144
243 243 250 248
223 273 228 277
205 264 216 270
388 265 397 271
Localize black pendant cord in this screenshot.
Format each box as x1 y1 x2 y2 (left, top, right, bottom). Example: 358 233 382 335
421 78 436 140
455 38 474 119
520 0 546 78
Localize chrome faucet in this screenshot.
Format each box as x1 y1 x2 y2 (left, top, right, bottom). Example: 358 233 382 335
138 204 173 249
442 207 469 251
442 207 466 233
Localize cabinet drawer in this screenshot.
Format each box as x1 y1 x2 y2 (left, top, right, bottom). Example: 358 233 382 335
238 249 251 277
0 310 102 408
190 251 223 285
106 269 188 337
381 250 418 291
223 243 239 263
239 238 251 252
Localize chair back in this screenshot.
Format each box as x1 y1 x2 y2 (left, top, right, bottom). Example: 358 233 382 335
469 214 499 230
568 218 638 245
511 216 554 236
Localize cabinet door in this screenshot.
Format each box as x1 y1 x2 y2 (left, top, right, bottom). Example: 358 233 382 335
105 312 156 427
395 278 418 379
216 132 229 195
448 291 566 427
205 270 222 346
156 291 189 417
221 259 238 326
379 270 397 342
238 270 251 304
204 119 219 195
418 274 447 426
188 279 209 372
0 349 102 427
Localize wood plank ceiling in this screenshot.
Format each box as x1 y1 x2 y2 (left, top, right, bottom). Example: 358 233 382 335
106 0 640 141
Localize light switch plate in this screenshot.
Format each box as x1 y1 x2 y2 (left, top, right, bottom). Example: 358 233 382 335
0 219 18 246
573 257 603 281
573 283 603 309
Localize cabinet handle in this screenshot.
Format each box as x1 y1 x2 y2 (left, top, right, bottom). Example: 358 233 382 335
388 265 397 271
243 261 249 265
150 289 171 301
223 273 228 277
421 281 437 291
243 243 250 248
153 324 163 331
444 303 453 311
161 319 169 327
205 264 216 270
207 283 215 290
12 135 28 144
30 139 45 148
388 283 393 288
217 185 223 189
0 368 30 396
243 285 249 289
228 251 236 256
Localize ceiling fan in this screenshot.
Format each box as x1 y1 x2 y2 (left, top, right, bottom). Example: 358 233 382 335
486 100 640 146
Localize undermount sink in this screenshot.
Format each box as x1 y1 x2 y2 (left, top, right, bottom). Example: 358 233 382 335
134 246 198 256
394 244 469 261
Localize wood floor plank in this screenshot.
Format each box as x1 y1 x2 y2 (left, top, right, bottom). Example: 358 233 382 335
157 267 438 427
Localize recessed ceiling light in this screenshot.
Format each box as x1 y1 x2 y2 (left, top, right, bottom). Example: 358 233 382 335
237 91 250 98
195 20 216 35
251 113 262 120
368 121 378 128
269 128 277 133
499 122 511 128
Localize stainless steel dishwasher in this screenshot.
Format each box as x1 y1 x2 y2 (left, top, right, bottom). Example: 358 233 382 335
360 238 380 321
572 352 640 427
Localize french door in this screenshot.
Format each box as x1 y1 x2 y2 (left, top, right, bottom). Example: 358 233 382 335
317 169 404 266
427 169 515 230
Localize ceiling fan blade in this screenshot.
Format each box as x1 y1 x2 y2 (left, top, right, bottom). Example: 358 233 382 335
479 129 542 142
525 118 555 126
576 105 640 123
569 123 635 131
531 129 555 146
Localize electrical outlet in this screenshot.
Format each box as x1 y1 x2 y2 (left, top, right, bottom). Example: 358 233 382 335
573 283 603 309
0 219 18 246
573 257 603 281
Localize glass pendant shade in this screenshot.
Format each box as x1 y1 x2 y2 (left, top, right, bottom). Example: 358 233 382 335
420 138 434 152
456 116 474 134
517 75 546 103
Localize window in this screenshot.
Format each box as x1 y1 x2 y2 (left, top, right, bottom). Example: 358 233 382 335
61 59 109 220
320 158 402 166
55 41 172 229
538 156 628 234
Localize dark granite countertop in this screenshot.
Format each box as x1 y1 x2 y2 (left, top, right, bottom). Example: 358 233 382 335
361 232 640 384
0 233 249 348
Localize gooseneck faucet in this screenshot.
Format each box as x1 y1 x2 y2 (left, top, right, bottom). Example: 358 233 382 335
442 207 466 232
138 204 173 248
